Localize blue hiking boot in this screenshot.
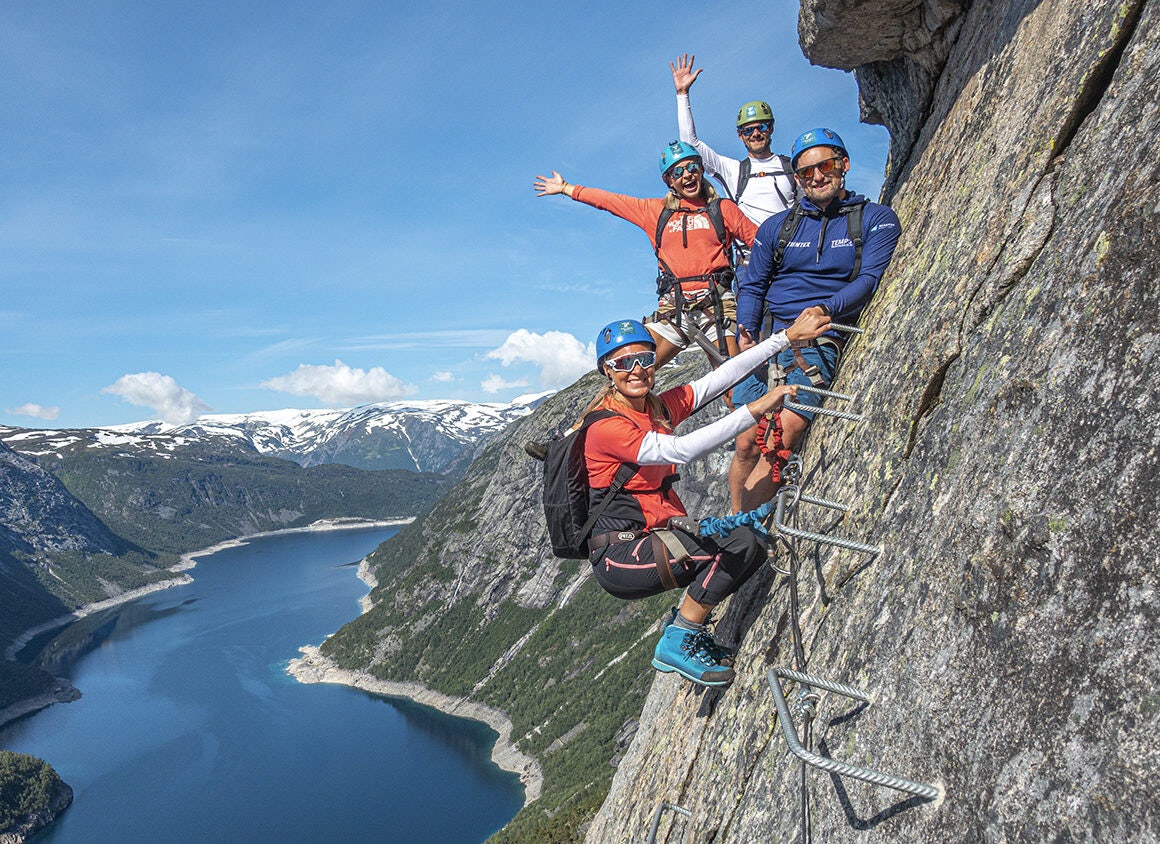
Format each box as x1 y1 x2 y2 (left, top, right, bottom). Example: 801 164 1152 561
662 607 736 666
651 623 735 687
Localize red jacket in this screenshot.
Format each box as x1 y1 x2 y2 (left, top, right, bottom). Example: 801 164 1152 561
584 386 696 531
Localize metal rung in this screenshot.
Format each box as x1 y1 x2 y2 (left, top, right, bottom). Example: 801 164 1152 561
829 322 864 335
775 488 882 557
647 802 692 844
798 493 849 513
767 668 942 800
686 324 727 366
793 383 855 402
784 400 864 422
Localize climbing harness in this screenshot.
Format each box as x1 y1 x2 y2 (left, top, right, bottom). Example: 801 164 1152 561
646 268 736 364
651 200 737 359
733 155 796 206
774 322 861 394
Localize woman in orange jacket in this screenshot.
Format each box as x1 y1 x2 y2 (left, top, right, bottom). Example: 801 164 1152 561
535 141 757 368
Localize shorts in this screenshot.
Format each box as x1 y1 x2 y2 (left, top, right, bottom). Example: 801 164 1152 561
645 292 737 349
731 342 841 422
731 365 769 405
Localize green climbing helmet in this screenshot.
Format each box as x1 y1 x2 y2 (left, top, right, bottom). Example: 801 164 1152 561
736 100 774 128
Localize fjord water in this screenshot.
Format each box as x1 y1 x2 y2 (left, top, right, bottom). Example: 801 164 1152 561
0 527 524 843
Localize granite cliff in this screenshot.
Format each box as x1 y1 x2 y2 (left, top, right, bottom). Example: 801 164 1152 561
587 0 1159 840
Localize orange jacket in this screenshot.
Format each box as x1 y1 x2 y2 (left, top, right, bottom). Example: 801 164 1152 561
570 186 757 294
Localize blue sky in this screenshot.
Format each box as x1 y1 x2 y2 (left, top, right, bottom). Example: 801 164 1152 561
1 0 889 429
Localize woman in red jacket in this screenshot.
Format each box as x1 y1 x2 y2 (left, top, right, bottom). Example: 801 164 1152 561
581 309 829 686
535 141 758 369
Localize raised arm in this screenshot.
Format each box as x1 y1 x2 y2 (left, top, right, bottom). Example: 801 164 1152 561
670 54 739 193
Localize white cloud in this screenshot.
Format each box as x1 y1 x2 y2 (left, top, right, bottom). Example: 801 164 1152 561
6 402 60 421
485 329 595 387
101 372 211 425
481 374 530 394
431 371 454 383
261 359 416 405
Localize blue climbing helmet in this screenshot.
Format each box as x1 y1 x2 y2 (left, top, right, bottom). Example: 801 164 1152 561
595 319 654 368
659 140 700 178
790 127 848 169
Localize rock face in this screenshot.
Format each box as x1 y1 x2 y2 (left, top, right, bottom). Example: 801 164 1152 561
586 0 1159 841
0 442 130 559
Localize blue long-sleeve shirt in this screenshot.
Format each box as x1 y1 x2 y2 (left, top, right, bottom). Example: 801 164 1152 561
737 192 902 337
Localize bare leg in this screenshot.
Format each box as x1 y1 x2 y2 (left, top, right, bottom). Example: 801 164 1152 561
780 409 809 452
739 409 811 511
679 593 713 625
646 327 684 368
728 424 761 513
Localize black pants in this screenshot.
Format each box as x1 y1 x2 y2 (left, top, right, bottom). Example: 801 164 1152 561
589 526 765 607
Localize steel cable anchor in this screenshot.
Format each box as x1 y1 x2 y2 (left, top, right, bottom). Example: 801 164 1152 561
646 802 692 844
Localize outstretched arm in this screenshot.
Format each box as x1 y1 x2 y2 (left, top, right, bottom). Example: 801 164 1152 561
687 308 831 409
533 171 574 198
636 385 799 465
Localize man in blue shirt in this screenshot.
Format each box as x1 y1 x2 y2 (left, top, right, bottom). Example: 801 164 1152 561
733 128 902 509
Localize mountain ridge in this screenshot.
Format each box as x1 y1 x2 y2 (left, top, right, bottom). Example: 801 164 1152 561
2 394 545 475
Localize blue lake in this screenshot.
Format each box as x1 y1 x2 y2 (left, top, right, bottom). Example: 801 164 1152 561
0 526 524 843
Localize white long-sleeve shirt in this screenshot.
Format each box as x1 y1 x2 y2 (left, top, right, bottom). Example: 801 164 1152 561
677 93 798 226
635 330 791 465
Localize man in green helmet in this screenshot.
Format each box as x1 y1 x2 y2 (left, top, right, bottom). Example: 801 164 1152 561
670 53 797 227
671 52 798 513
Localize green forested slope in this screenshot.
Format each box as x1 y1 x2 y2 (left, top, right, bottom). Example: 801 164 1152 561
320 359 734 842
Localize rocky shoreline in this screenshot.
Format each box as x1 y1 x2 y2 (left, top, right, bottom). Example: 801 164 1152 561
286 542 543 808
0 680 82 733
286 645 543 806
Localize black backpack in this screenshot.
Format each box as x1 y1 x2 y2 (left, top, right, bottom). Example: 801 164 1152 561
538 410 638 559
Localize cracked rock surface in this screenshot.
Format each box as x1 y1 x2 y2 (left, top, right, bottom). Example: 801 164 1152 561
587 0 1158 841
